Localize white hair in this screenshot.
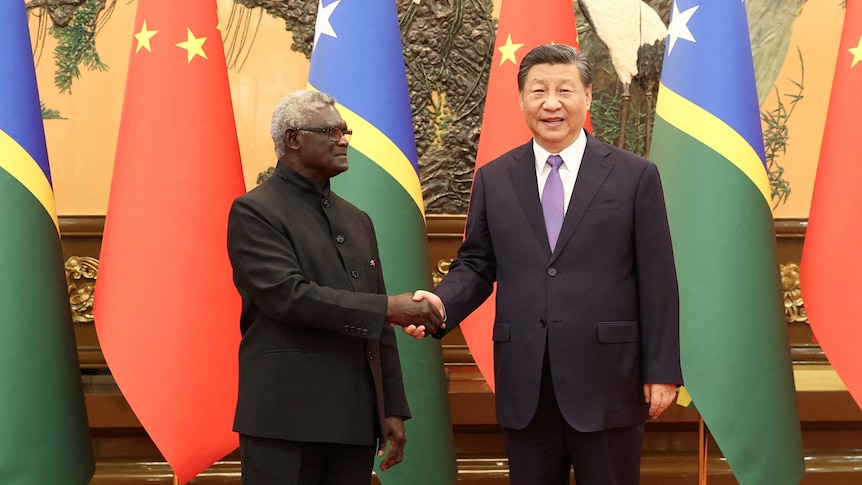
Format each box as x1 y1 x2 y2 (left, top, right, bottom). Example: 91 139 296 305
270 90 336 159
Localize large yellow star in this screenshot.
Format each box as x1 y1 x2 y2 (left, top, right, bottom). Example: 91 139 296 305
134 20 158 54
176 29 208 63
849 34 862 68
498 34 524 67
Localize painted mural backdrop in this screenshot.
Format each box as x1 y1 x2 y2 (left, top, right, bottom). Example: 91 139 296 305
27 0 841 218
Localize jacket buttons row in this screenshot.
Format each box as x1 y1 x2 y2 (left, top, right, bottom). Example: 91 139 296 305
547 267 558 277
343 324 368 336
539 319 547 328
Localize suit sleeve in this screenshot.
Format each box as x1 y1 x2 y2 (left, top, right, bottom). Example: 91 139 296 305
434 167 497 330
227 197 389 339
634 163 683 385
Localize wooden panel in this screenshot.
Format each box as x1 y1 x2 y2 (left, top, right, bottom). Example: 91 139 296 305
58 215 862 483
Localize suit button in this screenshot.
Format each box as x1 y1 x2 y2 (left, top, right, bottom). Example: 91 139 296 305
547 267 558 277
362 328 368 336
368 351 373 360
539 319 547 327
344 324 349 332
322 199 330 208
336 234 345 244
351 270 359 279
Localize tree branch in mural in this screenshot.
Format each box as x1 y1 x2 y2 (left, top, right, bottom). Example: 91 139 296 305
762 47 804 209
26 0 115 103
41 101 66 120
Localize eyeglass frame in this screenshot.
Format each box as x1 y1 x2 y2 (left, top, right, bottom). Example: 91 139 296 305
292 126 352 142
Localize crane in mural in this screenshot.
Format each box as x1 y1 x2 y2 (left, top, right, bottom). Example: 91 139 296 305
578 0 667 149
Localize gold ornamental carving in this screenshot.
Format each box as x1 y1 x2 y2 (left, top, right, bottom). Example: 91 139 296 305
780 262 807 324
65 256 99 323
432 259 453 287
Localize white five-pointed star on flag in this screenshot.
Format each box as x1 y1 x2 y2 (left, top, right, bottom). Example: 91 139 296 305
667 2 699 56
314 0 341 52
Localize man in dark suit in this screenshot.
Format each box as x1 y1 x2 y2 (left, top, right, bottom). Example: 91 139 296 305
414 44 682 484
227 89 444 484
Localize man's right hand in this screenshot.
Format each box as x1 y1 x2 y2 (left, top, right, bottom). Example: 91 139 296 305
385 293 445 336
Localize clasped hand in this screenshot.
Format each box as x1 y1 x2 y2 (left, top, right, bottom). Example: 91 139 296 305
386 292 445 338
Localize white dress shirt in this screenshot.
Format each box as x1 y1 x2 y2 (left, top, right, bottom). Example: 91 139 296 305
534 128 587 215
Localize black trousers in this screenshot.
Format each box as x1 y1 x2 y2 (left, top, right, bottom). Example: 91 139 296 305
502 350 644 485
239 434 376 485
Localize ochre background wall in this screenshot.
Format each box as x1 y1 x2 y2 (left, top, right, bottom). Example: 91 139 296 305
32 0 845 218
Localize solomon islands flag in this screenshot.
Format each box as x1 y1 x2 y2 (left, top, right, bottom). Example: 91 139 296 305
649 1 803 483
0 2 94 483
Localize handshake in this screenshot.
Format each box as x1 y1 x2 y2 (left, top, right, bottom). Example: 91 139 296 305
386 290 445 339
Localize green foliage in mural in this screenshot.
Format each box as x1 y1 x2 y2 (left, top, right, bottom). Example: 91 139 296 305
591 86 650 157
44 0 111 93
41 102 65 120
761 48 803 208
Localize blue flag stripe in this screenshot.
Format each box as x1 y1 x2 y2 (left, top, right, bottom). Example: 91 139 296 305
0 1 59 230
307 0 419 175
0 1 53 184
662 0 765 162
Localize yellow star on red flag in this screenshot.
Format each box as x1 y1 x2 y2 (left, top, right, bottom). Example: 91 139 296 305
176 28 208 63
134 20 158 54
497 34 524 66
849 34 862 68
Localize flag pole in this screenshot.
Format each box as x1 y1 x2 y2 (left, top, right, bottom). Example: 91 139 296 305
172 473 179 485
698 415 708 484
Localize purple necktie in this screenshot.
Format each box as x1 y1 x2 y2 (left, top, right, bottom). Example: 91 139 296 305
542 154 564 250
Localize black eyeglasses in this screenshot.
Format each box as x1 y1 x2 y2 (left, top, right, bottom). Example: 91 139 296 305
293 126 352 142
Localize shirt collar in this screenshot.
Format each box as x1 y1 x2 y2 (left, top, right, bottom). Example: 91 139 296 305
532 128 587 173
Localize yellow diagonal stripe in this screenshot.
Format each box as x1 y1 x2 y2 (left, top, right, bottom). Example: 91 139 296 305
676 385 693 407
307 84 425 217
0 130 59 232
655 83 771 209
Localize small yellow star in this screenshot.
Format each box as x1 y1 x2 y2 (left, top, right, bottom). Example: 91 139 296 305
849 34 862 68
498 34 524 66
176 28 208 63
134 20 158 54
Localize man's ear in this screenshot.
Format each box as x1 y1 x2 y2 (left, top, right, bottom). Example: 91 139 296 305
285 129 301 150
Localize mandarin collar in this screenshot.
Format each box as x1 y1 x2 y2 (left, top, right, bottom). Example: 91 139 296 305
274 162 331 198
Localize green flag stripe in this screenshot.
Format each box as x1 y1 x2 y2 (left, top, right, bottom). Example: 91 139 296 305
650 116 803 483
0 171 94 484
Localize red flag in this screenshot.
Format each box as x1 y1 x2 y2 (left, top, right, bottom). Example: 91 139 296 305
94 1 245 482
801 2 862 408
462 0 588 391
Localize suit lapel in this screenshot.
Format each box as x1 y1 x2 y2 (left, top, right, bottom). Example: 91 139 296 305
553 134 613 259
508 142 553 257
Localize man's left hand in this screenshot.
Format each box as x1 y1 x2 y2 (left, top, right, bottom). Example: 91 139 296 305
644 382 678 419
378 416 406 471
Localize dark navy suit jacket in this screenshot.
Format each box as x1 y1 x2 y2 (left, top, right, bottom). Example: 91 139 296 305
435 133 682 432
